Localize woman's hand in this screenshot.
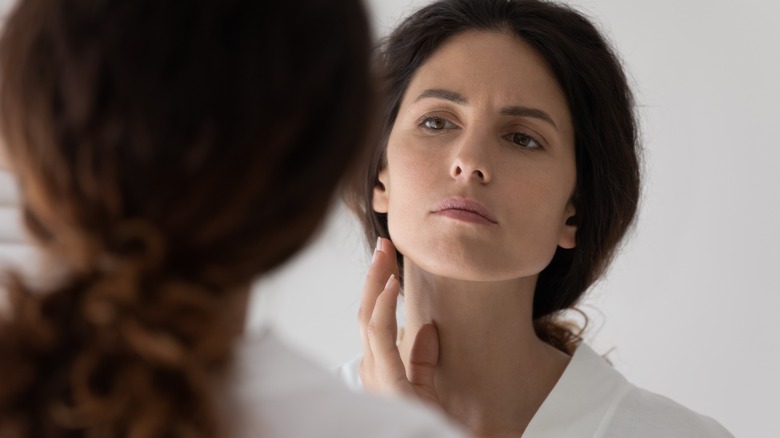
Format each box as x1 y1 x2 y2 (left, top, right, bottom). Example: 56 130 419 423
358 237 442 407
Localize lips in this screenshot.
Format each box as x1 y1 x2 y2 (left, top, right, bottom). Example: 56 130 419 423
432 197 498 224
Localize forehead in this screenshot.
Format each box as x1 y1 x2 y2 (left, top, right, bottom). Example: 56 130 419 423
402 30 572 136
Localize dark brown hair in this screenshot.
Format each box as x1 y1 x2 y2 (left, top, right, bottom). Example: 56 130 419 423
0 0 373 435
349 0 641 353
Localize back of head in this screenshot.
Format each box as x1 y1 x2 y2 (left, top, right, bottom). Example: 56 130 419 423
349 0 640 353
0 0 373 435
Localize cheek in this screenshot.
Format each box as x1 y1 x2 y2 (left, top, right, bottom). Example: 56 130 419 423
384 136 440 215
383 142 437 261
387 137 434 182
384 171 425 247
496 167 576 266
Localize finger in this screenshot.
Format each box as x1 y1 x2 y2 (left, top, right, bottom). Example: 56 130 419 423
378 237 400 279
366 275 408 390
368 274 401 357
358 238 394 327
407 323 440 403
358 238 395 359
358 238 397 329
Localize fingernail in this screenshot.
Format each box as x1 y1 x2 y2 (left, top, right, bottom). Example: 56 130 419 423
384 274 395 290
372 237 381 263
376 236 384 252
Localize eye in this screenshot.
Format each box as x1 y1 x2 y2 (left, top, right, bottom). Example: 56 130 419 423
510 132 542 149
419 116 457 131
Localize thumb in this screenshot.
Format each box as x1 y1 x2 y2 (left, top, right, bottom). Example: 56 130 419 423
407 323 440 402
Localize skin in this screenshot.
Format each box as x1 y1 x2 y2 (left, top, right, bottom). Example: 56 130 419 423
359 30 578 437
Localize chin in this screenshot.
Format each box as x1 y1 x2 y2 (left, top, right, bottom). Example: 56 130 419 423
405 248 543 283
392 231 554 282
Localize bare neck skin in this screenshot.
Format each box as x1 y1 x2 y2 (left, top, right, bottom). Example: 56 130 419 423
398 259 571 437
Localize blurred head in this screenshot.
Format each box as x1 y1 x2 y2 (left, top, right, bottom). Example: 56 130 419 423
0 0 373 435
350 0 640 349
2 0 373 285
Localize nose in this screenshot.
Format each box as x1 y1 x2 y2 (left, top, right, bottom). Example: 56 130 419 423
450 133 492 183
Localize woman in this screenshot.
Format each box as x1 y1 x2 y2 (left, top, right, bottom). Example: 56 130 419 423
342 0 732 436
0 0 465 436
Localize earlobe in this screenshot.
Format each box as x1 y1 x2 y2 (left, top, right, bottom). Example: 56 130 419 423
558 203 577 249
372 168 389 214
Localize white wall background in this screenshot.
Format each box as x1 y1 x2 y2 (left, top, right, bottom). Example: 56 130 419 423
0 0 776 436
248 1 780 437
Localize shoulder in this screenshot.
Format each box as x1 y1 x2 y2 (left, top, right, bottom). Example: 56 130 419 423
604 385 733 438
224 330 465 438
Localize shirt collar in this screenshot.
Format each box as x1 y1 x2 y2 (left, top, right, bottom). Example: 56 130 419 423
523 343 633 437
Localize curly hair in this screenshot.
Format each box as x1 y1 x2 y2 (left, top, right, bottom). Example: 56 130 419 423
0 0 373 435
347 0 641 354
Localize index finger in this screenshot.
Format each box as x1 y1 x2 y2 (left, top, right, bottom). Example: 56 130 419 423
379 237 400 279
358 237 395 329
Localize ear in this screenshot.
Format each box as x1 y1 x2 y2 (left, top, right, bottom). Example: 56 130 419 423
557 201 577 249
372 167 389 214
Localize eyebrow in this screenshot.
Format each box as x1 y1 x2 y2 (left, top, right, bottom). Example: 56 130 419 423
415 88 468 105
500 106 557 129
414 88 558 129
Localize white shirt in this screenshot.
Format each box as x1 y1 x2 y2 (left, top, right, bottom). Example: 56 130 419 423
225 329 466 437
338 342 733 437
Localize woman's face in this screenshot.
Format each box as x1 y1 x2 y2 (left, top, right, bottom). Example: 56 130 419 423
373 30 577 282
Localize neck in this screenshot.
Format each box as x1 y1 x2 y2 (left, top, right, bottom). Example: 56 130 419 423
398 260 570 436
